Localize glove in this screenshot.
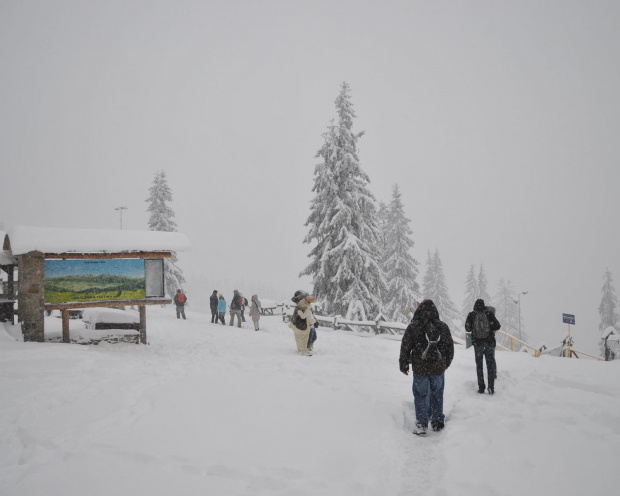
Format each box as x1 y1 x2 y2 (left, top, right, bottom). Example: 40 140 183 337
314 321 319 328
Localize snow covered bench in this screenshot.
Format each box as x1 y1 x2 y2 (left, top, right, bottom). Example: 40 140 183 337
82 308 140 331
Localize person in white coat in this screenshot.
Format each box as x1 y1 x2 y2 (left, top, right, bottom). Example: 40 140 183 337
248 294 262 331
288 290 316 356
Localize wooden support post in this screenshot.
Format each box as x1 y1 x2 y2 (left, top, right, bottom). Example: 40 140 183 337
139 305 147 345
61 310 70 344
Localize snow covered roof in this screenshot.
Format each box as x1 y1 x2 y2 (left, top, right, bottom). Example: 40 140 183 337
0 251 17 265
6 225 191 256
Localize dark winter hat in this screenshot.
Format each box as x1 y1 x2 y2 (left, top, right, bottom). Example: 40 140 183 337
474 299 486 311
292 290 309 303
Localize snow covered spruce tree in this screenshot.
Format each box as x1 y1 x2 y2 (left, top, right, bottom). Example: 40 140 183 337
301 82 386 319
462 265 479 318
598 269 619 357
598 269 618 331
422 249 461 334
145 170 185 298
463 263 493 320
382 184 420 323
478 264 492 304
494 278 520 346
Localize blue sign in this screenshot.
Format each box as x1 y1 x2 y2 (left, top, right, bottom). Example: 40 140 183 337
562 313 575 325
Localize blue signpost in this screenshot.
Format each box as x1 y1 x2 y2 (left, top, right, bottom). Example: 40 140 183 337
562 313 575 357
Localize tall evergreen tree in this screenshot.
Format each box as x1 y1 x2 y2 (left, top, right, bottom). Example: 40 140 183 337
462 264 479 318
495 278 519 347
599 268 618 332
478 264 492 304
423 249 461 334
599 269 618 358
301 82 386 318
376 201 389 272
145 170 185 298
382 184 420 323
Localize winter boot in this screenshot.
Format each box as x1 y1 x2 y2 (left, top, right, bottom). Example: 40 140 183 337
412 423 428 436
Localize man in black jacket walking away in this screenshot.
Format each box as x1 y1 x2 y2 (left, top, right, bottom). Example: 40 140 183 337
209 290 218 323
465 299 501 395
229 290 242 328
399 300 454 435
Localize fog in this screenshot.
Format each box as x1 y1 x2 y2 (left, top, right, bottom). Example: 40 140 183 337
2 0 619 354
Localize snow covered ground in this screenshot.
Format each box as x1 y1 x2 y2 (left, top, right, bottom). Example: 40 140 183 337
1 307 619 495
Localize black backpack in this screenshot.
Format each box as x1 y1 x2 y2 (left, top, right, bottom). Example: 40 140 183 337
473 311 491 339
421 322 442 363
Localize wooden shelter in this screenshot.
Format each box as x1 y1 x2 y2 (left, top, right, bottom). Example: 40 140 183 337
3 226 191 344
0 230 17 324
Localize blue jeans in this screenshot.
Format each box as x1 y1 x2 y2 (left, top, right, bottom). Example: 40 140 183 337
412 373 445 427
474 343 496 391
307 327 317 347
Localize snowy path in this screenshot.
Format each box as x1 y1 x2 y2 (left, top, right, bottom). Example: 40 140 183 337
1 308 619 495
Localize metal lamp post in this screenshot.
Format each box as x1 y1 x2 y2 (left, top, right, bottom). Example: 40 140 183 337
115 206 128 230
513 291 528 340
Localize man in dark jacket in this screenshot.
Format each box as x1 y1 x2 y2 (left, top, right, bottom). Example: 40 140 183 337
229 290 242 328
209 290 219 323
399 299 454 435
465 299 501 395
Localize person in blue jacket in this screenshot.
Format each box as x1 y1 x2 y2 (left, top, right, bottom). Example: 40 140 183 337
217 294 227 325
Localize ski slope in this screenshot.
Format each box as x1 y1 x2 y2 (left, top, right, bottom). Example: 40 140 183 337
1 307 619 495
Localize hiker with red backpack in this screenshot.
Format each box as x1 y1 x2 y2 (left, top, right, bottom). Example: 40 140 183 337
174 289 187 320
399 299 454 435
465 299 501 395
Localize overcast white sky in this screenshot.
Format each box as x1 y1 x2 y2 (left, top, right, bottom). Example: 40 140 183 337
1 0 619 353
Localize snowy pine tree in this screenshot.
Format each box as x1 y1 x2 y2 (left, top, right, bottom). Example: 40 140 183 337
598 269 619 357
598 269 618 331
423 249 461 334
377 201 389 269
145 170 185 298
495 278 519 347
462 264 479 318
478 264 492 304
382 184 420 323
301 82 386 318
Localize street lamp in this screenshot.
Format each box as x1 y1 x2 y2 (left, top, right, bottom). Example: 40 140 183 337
115 206 128 230
513 291 528 340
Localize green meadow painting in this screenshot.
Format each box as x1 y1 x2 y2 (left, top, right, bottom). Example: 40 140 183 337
44 259 146 304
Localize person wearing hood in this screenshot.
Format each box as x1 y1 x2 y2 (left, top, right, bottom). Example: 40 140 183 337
465 299 501 395
209 290 219 324
229 290 243 328
248 294 262 331
217 294 226 325
288 290 316 356
399 299 454 435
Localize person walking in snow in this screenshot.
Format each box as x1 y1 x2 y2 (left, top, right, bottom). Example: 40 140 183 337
248 294 262 331
217 294 227 325
288 290 317 356
399 299 454 435
174 289 187 320
210 290 219 323
229 290 243 328
465 299 501 395
240 294 248 322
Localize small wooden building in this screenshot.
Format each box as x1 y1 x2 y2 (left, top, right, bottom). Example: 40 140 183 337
3 225 191 344
0 229 17 323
